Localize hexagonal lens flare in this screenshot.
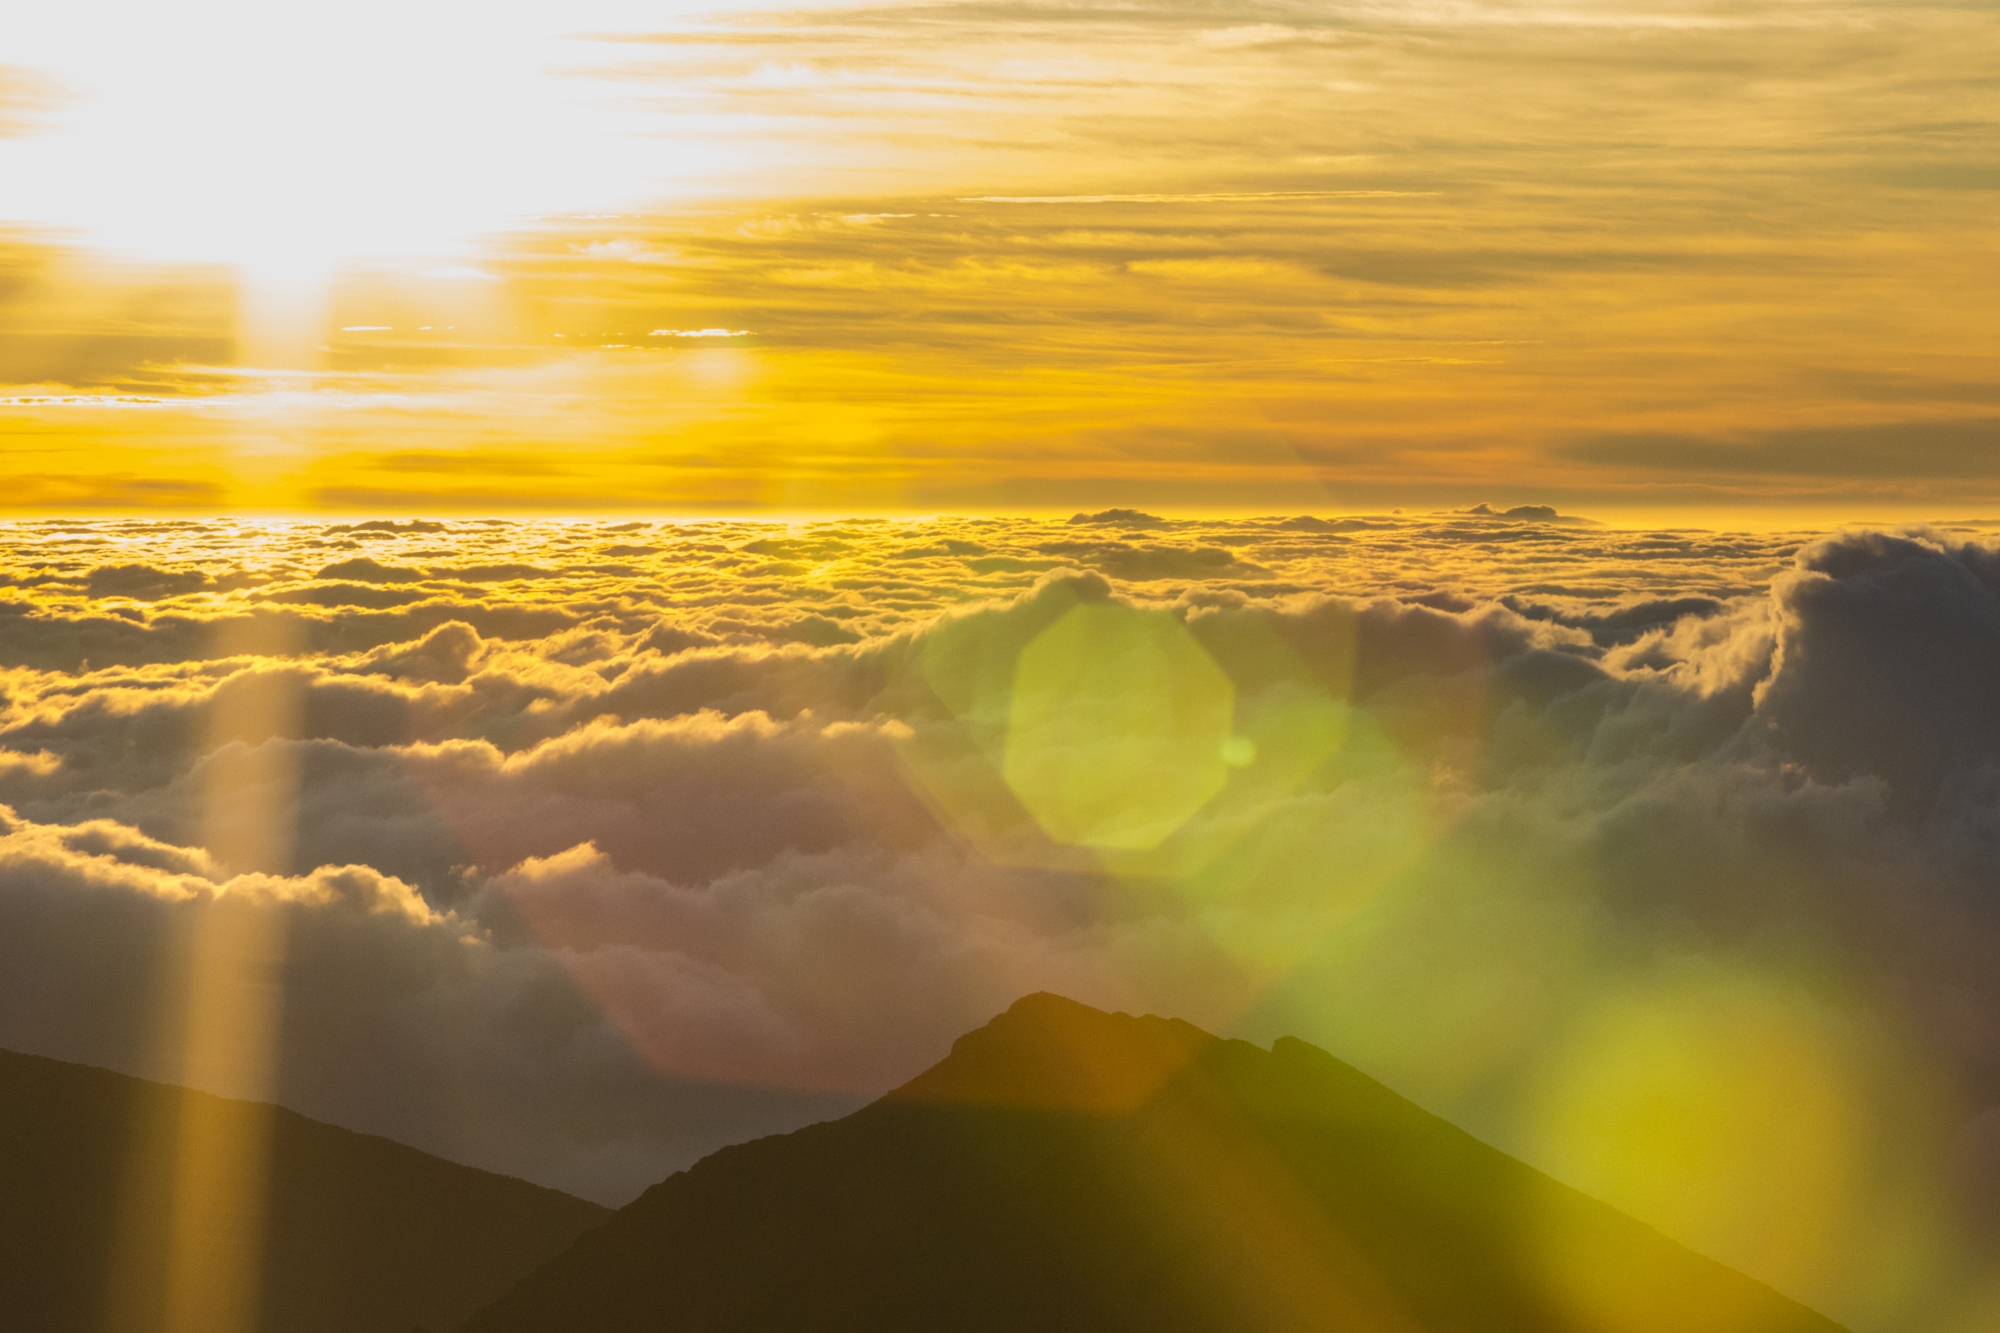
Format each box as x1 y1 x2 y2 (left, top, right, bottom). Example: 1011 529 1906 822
1002 602 1236 851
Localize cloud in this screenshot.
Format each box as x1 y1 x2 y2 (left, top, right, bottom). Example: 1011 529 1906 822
1752 531 2000 807
4 515 2000 1324
0 800 862 1204
1067 508 1170 529
0 64 65 139
960 192 1430 203
1563 418 2000 479
0 476 231 510
1032 541 1263 582
315 557 426 583
263 583 431 609
325 520 450 535
482 836 1174 1093
1199 25 1323 49
83 564 216 600
0 394 169 407
1461 503 1595 525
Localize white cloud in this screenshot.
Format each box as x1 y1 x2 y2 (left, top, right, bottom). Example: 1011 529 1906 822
1199 24 1316 49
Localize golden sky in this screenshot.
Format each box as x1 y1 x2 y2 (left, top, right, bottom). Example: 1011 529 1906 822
2 0 1996 515
10 13 2000 1327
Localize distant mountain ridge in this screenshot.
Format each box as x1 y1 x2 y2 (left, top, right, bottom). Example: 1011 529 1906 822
464 993 1848 1333
0 1046 608 1333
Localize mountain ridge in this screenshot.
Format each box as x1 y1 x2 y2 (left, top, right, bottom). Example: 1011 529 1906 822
463 992 1848 1333
0 1044 609 1333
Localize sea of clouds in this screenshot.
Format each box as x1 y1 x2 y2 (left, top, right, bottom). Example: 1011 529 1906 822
3 509 1998 1327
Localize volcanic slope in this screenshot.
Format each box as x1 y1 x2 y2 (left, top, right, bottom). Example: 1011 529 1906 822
463 992 1847 1333
0 1046 609 1333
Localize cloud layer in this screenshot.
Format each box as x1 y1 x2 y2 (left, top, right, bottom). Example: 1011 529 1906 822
4 511 2000 1329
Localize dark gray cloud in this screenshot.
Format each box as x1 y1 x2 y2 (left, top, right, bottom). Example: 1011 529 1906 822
83 564 216 599
1565 418 2000 479
315 557 425 583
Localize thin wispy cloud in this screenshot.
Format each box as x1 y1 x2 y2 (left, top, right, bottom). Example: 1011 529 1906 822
959 191 1435 203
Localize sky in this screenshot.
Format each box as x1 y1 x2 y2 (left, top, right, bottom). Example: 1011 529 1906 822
1 0 1996 515
5 7 2000 1333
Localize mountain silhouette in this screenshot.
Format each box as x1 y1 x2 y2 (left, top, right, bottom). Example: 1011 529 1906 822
0 1046 608 1333
463 993 1847 1333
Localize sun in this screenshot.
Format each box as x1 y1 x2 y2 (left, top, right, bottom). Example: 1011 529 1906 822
4 3 507 276
0 1 733 366
4 0 784 283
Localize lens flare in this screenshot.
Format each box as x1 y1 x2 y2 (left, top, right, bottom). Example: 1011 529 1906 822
1003 602 1236 852
1525 971 1882 1312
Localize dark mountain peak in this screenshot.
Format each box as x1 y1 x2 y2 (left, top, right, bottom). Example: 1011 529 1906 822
899 995 1426 1136
464 994 1849 1333
891 992 1218 1115
0 1047 607 1333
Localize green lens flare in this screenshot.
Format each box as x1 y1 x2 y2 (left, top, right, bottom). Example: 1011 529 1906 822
1002 602 1235 851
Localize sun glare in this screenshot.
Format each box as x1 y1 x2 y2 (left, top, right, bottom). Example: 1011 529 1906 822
4 1 810 275
8 4 492 271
